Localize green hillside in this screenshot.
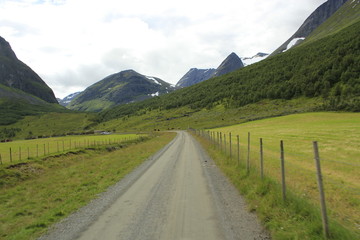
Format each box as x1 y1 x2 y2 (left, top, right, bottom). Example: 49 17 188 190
0 84 68 125
67 70 175 112
98 18 360 129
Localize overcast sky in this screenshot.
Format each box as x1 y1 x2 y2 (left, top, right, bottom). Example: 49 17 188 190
0 0 327 98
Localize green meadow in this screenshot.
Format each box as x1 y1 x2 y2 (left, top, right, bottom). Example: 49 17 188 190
208 112 360 237
0 133 143 164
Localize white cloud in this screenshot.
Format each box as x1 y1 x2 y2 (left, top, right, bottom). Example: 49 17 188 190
0 0 327 98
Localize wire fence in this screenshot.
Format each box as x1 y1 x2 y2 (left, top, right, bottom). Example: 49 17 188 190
0 135 141 165
192 129 360 238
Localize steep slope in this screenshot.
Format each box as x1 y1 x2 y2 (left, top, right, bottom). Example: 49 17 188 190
0 36 58 103
271 0 347 55
176 68 216 88
212 52 244 77
67 70 175 112
304 0 360 44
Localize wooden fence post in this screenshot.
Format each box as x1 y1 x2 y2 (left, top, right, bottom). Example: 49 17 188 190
247 132 250 173
10 147 12 163
220 133 223 152
280 140 286 202
224 134 227 155
217 132 220 149
313 141 330 239
27 147 30 159
237 135 240 166
229 132 232 160
43 144 46 156
260 138 264 179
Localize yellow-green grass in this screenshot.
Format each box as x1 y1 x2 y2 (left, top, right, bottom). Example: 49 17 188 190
0 134 144 164
0 132 176 240
194 132 356 239
209 112 360 235
101 97 322 132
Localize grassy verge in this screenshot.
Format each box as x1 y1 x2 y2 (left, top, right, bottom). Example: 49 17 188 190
0 132 176 240
193 133 357 239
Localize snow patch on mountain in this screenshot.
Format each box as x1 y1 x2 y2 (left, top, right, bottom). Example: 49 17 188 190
283 37 305 52
242 52 269 66
146 76 161 85
150 91 159 97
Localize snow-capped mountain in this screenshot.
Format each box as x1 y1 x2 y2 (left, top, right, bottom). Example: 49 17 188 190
58 92 82 107
67 70 175 112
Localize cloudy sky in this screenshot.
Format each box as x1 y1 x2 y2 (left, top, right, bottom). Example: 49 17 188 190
0 0 327 98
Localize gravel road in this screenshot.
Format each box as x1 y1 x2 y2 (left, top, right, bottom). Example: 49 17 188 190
39 131 270 240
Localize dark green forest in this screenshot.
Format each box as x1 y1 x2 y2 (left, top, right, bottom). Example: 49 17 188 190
0 98 68 125
99 20 360 122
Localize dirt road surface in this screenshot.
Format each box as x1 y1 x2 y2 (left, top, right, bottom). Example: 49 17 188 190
39 131 269 240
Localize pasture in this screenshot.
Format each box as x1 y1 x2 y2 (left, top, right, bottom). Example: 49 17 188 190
0 133 143 164
210 112 360 235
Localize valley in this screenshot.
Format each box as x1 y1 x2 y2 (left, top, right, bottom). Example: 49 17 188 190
0 0 359 239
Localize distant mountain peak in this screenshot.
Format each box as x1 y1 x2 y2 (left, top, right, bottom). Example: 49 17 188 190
58 91 82 107
0 35 58 104
176 68 216 88
67 70 175 112
212 52 244 77
0 36 18 60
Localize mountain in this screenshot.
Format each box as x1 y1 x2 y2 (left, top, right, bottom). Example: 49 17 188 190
241 52 269 66
99 10 360 124
304 0 360 44
0 36 58 103
212 52 244 77
176 68 216 88
58 92 82 107
67 69 175 112
176 52 244 88
271 0 348 55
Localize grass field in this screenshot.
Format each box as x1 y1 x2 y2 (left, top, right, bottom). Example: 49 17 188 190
101 97 322 132
208 112 360 237
0 134 143 164
0 132 176 240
